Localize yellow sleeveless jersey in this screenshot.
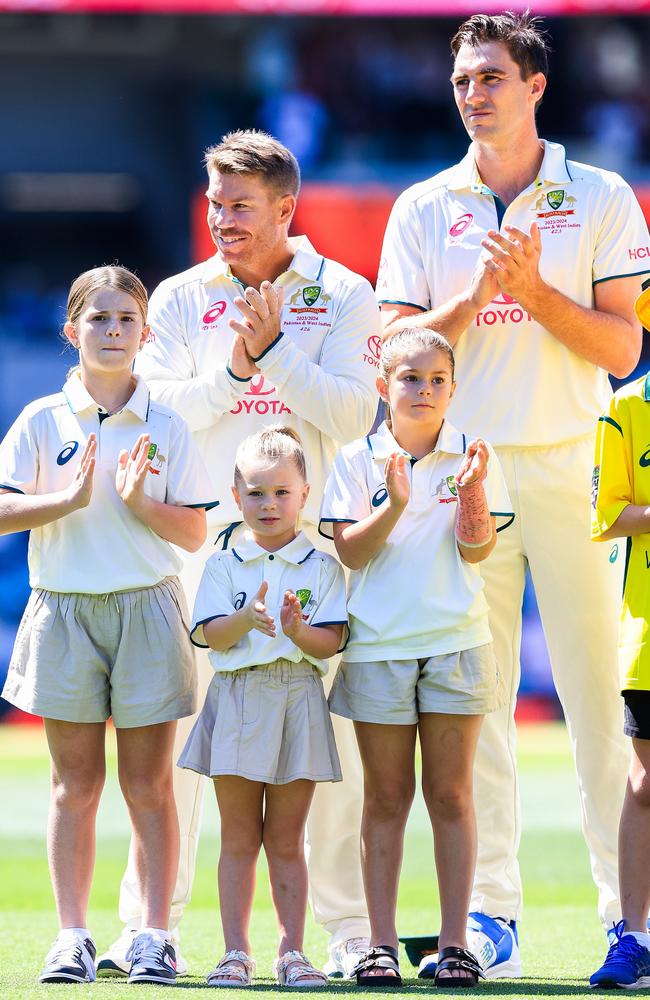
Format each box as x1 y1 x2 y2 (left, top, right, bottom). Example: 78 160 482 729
592 372 650 691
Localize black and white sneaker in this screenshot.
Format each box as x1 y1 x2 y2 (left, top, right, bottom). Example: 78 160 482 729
39 934 96 983
127 932 177 985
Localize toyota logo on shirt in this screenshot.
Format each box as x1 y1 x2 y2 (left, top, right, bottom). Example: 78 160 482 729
245 375 275 396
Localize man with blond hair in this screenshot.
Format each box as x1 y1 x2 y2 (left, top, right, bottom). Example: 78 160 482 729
99 130 379 980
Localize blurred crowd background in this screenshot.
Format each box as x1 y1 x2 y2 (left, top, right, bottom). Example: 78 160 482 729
1 5 649 718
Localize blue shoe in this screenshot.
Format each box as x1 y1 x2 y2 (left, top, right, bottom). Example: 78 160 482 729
418 913 521 980
591 921 650 989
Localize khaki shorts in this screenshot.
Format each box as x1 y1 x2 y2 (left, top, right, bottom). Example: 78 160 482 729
178 659 342 785
328 644 504 725
2 577 196 728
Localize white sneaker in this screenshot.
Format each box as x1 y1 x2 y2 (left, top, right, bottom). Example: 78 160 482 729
96 925 188 977
323 937 371 979
418 914 522 980
39 934 96 984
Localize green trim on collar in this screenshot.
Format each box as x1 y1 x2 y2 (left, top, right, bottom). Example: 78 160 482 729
644 372 650 402
599 415 624 434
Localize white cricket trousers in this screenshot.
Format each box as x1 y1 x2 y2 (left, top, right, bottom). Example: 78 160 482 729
471 434 629 928
117 522 369 947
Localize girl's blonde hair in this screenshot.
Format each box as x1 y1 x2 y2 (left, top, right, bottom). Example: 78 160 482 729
234 425 307 485
379 328 455 383
66 265 148 327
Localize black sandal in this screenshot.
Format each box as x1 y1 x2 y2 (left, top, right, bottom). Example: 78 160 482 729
434 947 483 988
355 945 402 987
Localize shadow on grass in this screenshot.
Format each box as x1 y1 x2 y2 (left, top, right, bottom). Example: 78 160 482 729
171 976 643 994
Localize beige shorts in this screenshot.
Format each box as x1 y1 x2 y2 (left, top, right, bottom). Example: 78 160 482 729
2 577 196 728
328 644 504 725
178 659 342 785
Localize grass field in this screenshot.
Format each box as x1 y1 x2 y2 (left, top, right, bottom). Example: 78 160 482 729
0 721 631 998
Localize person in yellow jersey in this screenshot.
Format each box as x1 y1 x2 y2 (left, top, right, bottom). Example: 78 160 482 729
590 280 650 990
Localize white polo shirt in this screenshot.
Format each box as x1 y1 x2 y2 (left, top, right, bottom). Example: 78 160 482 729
135 235 382 528
319 421 513 661
191 530 348 675
0 374 216 594
377 140 650 447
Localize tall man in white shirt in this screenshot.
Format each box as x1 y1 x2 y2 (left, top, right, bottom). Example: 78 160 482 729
378 11 650 978
99 130 378 979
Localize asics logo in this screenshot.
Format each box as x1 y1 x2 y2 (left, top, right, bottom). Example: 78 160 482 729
233 591 247 610
640 447 650 468
372 485 388 507
57 441 79 466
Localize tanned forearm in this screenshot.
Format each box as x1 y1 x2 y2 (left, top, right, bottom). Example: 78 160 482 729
126 497 206 552
0 489 82 535
290 622 343 659
333 502 406 570
598 505 650 542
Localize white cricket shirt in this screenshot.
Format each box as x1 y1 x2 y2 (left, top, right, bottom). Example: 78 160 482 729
136 236 382 528
0 374 216 593
319 420 513 661
377 140 650 447
191 530 348 675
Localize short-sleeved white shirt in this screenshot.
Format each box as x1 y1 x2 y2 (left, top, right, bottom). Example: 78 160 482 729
191 530 348 675
0 374 217 593
136 235 382 528
319 421 513 661
377 140 650 447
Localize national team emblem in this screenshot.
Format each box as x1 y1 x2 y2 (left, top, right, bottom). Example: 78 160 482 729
147 443 166 476
303 285 321 307
296 589 312 609
547 190 565 211
433 475 458 503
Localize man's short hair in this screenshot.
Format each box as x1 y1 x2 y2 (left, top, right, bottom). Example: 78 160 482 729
451 10 550 81
204 130 300 198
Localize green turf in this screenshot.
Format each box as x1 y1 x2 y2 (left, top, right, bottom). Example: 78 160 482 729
0 722 634 997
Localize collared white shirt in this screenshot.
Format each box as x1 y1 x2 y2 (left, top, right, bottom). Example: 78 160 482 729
136 235 382 528
319 421 513 661
0 373 216 593
191 530 348 675
377 140 650 447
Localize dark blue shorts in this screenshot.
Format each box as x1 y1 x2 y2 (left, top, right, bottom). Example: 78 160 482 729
623 690 650 741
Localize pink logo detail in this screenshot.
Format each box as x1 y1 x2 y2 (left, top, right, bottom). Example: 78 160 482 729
449 213 473 238
245 375 275 397
202 301 227 325
491 292 518 305
367 335 382 360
